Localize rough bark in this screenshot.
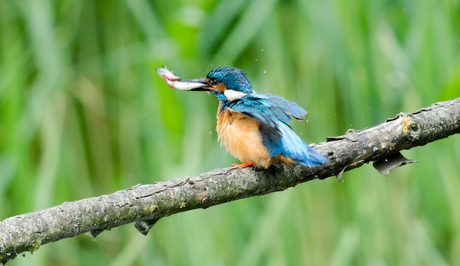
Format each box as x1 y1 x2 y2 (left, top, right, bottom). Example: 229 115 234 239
1 98 459 264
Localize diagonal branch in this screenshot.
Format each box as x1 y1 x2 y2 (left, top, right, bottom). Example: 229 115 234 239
1 98 459 264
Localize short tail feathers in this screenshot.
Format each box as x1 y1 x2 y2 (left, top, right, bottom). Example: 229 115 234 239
289 145 328 167
277 122 328 167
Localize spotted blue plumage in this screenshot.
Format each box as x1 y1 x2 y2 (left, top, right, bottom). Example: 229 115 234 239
207 67 253 93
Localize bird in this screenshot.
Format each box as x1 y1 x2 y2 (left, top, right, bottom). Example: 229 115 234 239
156 66 328 169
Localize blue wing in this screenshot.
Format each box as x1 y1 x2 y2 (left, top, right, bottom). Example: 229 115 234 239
226 93 306 126
225 93 328 167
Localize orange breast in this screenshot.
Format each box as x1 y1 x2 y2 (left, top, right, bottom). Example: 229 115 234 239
216 103 271 168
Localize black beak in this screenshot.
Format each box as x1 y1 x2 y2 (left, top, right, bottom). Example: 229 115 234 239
180 78 211 91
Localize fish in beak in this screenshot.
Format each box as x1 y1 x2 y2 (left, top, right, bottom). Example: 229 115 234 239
155 66 210 91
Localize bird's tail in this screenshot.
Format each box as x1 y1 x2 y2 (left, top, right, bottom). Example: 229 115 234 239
277 122 328 168
300 144 328 167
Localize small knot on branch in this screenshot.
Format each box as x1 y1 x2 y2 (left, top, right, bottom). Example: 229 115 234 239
401 115 422 142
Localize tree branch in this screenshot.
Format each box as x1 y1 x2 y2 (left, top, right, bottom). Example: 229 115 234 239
1 98 459 264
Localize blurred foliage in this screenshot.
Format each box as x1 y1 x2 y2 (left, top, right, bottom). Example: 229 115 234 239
0 0 460 265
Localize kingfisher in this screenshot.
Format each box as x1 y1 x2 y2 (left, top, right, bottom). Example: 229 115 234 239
156 66 328 169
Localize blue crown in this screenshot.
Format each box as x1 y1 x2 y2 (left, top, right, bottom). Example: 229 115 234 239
206 67 253 93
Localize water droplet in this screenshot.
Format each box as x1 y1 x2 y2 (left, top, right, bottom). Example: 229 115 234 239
373 146 379 151
255 59 258 61
403 8 405 11
300 132 303 135
261 49 264 51
363 150 367 154
306 120 309 123
209 131 212 134
158 119 160 121
263 71 266 73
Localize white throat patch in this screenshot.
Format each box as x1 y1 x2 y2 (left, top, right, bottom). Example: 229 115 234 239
224 89 249 101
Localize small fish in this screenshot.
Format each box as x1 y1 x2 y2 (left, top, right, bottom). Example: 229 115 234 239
155 66 209 91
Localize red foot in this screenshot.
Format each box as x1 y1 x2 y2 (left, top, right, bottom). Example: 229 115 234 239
231 162 254 168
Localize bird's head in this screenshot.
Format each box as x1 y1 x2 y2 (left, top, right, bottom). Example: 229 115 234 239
206 67 253 102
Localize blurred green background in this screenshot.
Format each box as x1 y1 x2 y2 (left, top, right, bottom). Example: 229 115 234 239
1 0 460 265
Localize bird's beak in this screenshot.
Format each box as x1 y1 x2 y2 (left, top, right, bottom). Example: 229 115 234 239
155 66 211 91
179 78 211 91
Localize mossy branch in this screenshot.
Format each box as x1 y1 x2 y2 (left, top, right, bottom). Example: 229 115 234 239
1 98 459 264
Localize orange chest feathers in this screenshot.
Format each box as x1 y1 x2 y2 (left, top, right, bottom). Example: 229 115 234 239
216 103 271 168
